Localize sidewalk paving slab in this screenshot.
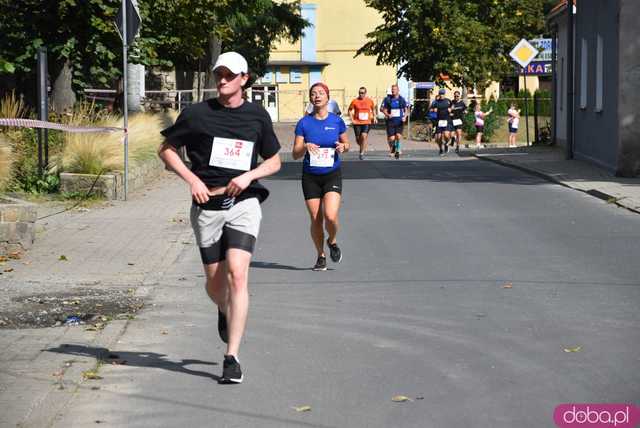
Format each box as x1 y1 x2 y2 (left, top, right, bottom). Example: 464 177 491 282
469 145 640 214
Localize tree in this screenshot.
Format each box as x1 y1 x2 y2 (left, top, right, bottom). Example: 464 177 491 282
139 0 308 88
0 0 123 111
357 0 547 90
0 0 307 107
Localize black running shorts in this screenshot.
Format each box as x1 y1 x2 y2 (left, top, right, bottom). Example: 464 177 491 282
353 124 370 139
386 122 403 137
302 169 342 200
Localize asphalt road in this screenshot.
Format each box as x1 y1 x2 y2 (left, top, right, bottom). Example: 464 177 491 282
49 152 640 428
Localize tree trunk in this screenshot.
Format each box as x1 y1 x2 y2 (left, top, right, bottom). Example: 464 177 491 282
175 70 195 107
203 33 221 99
51 60 76 113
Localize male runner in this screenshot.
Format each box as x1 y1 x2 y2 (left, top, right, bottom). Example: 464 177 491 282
381 84 408 159
348 87 376 160
430 88 452 156
158 52 281 384
450 91 467 153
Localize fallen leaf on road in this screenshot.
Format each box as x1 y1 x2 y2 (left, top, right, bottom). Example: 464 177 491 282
416 396 425 400
0 256 7 262
82 370 102 380
8 252 21 259
564 346 582 353
503 283 513 289
22 261 31 265
85 326 98 331
292 405 312 412
161 330 168 335
392 395 411 402
4 268 14 273
59 255 68 261
127 262 135 266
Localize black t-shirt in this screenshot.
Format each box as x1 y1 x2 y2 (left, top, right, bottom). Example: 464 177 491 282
161 98 281 202
431 98 452 120
451 100 467 120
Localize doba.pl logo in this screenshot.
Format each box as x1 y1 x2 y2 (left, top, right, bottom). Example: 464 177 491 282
554 404 640 427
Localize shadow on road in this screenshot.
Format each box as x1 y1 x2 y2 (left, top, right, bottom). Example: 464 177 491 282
269 157 544 184
250 261 311 271
45 344 221 381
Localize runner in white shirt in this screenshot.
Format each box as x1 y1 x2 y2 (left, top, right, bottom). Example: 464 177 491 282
507 103 520 148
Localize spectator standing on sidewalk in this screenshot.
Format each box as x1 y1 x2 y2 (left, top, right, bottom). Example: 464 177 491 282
474 104 492 149
507 103 520 148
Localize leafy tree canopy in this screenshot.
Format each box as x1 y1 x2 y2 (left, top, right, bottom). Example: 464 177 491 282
357 0 551 88
0 0 307 94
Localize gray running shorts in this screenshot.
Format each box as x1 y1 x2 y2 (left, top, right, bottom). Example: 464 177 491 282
190 197 262 264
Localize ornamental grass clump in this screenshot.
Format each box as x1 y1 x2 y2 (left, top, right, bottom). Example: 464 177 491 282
61 111 166 175
0 135 13 190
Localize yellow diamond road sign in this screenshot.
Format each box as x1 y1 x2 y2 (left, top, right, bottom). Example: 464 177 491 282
509 39 540 68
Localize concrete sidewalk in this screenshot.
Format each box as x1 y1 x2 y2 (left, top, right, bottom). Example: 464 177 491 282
0 173 194 427
469 145 640 214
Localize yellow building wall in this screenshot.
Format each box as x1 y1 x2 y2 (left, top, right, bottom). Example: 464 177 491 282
276 66 310 120
518 75 540 93
269 0 398 121
314 0 397 106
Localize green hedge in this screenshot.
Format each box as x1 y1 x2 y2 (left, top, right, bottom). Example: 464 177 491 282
495 89 552 117
462 99 502 142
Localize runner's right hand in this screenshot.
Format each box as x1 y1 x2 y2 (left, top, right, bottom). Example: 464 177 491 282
190 179 210 204
305 143 320 156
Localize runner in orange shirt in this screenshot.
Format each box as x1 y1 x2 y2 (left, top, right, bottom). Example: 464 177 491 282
348 87 377 160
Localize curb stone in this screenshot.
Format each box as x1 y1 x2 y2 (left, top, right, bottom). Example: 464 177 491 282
470 151 640 215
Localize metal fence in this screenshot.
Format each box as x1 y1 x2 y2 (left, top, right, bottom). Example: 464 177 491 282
83 88 552 144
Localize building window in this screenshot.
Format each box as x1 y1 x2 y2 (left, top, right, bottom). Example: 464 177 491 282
595 34 603 112
580 38 588 109
290 67 302 84
261 70 273 84
276 69 289 84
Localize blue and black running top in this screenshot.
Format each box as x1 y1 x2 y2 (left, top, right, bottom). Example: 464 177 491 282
295 113 347 175
381 95 408 125
430 98 452 120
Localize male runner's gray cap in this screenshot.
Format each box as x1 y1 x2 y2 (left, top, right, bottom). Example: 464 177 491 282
438 88 446 95
213 52 248 74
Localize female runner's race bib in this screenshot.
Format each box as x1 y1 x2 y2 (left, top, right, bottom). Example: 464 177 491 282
391 108 401 118
309 147 335 168
209 137 254 171
358 112 369 121
452 119 463 126
438 120 448 128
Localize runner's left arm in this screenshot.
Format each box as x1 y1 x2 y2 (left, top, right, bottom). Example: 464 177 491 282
335 132 350 153
402 98 409 123
371 101 378 124
226 153 281 198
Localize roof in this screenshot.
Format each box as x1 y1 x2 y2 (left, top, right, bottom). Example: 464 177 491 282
267 60 330 68
547 0 576 22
